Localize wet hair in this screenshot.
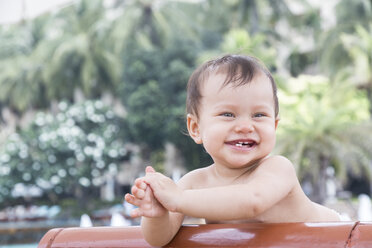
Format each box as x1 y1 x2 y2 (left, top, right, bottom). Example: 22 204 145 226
186 54 279 119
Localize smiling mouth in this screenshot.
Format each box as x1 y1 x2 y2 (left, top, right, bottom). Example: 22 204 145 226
226 140 257 148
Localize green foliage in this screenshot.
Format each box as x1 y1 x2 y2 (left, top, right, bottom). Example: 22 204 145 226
150 150 165 174
120 38 211 168
287 50 317 77
0 0 372 204
319 0 372 78
0 100 129 204
0 15 53 112
335 0 372 30
278 75 370 170
222 29 277 68
125 79 167 150
276 75 372 201
198 28 277 76
43 0 121 100
0 0 121 113
341 24 372 87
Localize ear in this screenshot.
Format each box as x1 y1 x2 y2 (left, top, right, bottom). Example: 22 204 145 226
274 117 280 130
187 114 202 144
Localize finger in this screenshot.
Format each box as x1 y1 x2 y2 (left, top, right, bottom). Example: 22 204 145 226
146 165 156 173
124 193 135 205
134 178 147 190
143 175 155 186
124 193 142 207
124 193 132 202
131 185 145 199
143 172 163 185
143 184 155 200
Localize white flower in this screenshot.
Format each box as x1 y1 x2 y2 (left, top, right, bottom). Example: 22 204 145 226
58 101 68 111
79 177 91 187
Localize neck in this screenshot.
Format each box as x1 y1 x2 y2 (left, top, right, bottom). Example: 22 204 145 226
212 155 270 182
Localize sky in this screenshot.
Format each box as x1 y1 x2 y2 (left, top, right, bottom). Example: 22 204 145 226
0 0 75 24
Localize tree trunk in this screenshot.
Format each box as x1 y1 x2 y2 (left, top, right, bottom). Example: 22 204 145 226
249 0 259 34
313 155 329 204
74 185 87 209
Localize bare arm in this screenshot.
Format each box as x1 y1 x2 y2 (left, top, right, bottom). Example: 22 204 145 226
141 211 184 246
125 166 188 247
126 189 182 246
145 156 297 221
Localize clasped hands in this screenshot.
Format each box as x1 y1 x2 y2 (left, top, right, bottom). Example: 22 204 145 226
125 166 182 218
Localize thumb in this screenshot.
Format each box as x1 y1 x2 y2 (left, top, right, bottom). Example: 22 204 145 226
146 165 156 174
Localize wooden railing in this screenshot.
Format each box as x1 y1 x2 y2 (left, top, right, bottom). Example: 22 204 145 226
37 222 371 247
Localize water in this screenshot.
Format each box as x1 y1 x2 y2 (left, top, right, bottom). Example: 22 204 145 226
0 244 37 248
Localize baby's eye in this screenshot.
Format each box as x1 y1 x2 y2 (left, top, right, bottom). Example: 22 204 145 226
254 113 266 118
220 112 235 118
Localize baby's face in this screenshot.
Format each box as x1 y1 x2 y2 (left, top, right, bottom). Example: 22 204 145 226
193 72 279 169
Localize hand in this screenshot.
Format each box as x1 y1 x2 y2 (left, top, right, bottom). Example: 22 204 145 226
124 166 167 218
144 168 182 213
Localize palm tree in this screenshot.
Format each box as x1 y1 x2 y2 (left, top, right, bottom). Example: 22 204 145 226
0 14 50 109
318 0 372 78
275 75 372 203
0 14 54 120
42 0 121 101
0 56 44 113
341 24 372 117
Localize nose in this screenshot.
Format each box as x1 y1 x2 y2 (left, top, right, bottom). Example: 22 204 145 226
234 117 254 133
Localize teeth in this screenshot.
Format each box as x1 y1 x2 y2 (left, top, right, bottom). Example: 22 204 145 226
235 142 251 147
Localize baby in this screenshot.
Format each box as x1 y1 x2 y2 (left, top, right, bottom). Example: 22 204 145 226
125 54 340 246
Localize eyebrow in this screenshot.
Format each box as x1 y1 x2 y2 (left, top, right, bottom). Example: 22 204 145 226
211 102 274 113
252 103 274 109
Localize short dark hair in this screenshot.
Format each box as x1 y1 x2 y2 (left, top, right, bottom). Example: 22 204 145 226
186 54 279 119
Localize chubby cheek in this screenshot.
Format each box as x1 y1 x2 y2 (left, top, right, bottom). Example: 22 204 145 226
263 128 277 149
200 128 223 153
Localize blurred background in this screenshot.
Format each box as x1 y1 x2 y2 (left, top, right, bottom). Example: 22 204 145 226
0 0 372 246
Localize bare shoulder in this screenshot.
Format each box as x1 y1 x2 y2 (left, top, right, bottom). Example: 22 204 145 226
177 166 212 189
258 155 297 178
252 155 300 198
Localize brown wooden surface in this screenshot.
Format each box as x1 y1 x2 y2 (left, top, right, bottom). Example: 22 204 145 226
38 222 372 248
